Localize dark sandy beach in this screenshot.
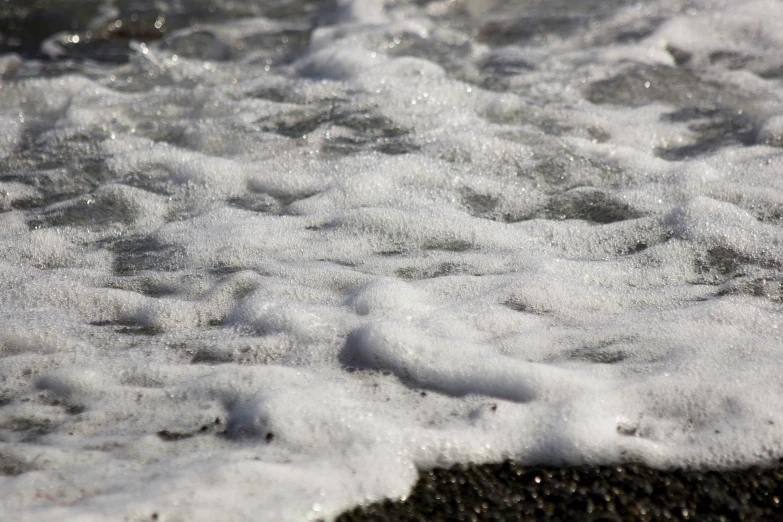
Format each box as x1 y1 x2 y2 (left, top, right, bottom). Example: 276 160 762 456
337 461 783 521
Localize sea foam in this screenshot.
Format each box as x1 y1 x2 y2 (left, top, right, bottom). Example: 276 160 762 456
2 0 783 520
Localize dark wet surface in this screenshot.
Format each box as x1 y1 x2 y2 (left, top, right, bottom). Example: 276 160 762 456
338 461 783 522
0 0 335 62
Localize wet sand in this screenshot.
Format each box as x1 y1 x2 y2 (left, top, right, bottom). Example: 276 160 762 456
337 461 783 521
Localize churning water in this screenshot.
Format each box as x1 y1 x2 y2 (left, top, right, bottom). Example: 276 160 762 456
2 0 783 519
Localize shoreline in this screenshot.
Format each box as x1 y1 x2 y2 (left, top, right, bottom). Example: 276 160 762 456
336 460 783 521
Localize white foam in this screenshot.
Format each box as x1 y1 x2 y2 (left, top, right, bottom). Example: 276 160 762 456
4 0 783 519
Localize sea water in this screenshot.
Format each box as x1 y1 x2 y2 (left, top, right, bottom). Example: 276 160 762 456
2 0 783 519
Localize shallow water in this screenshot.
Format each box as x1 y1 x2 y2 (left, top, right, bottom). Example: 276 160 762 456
2 0 783 520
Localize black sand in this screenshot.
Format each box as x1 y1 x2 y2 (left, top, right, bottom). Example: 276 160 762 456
337 461 783 521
